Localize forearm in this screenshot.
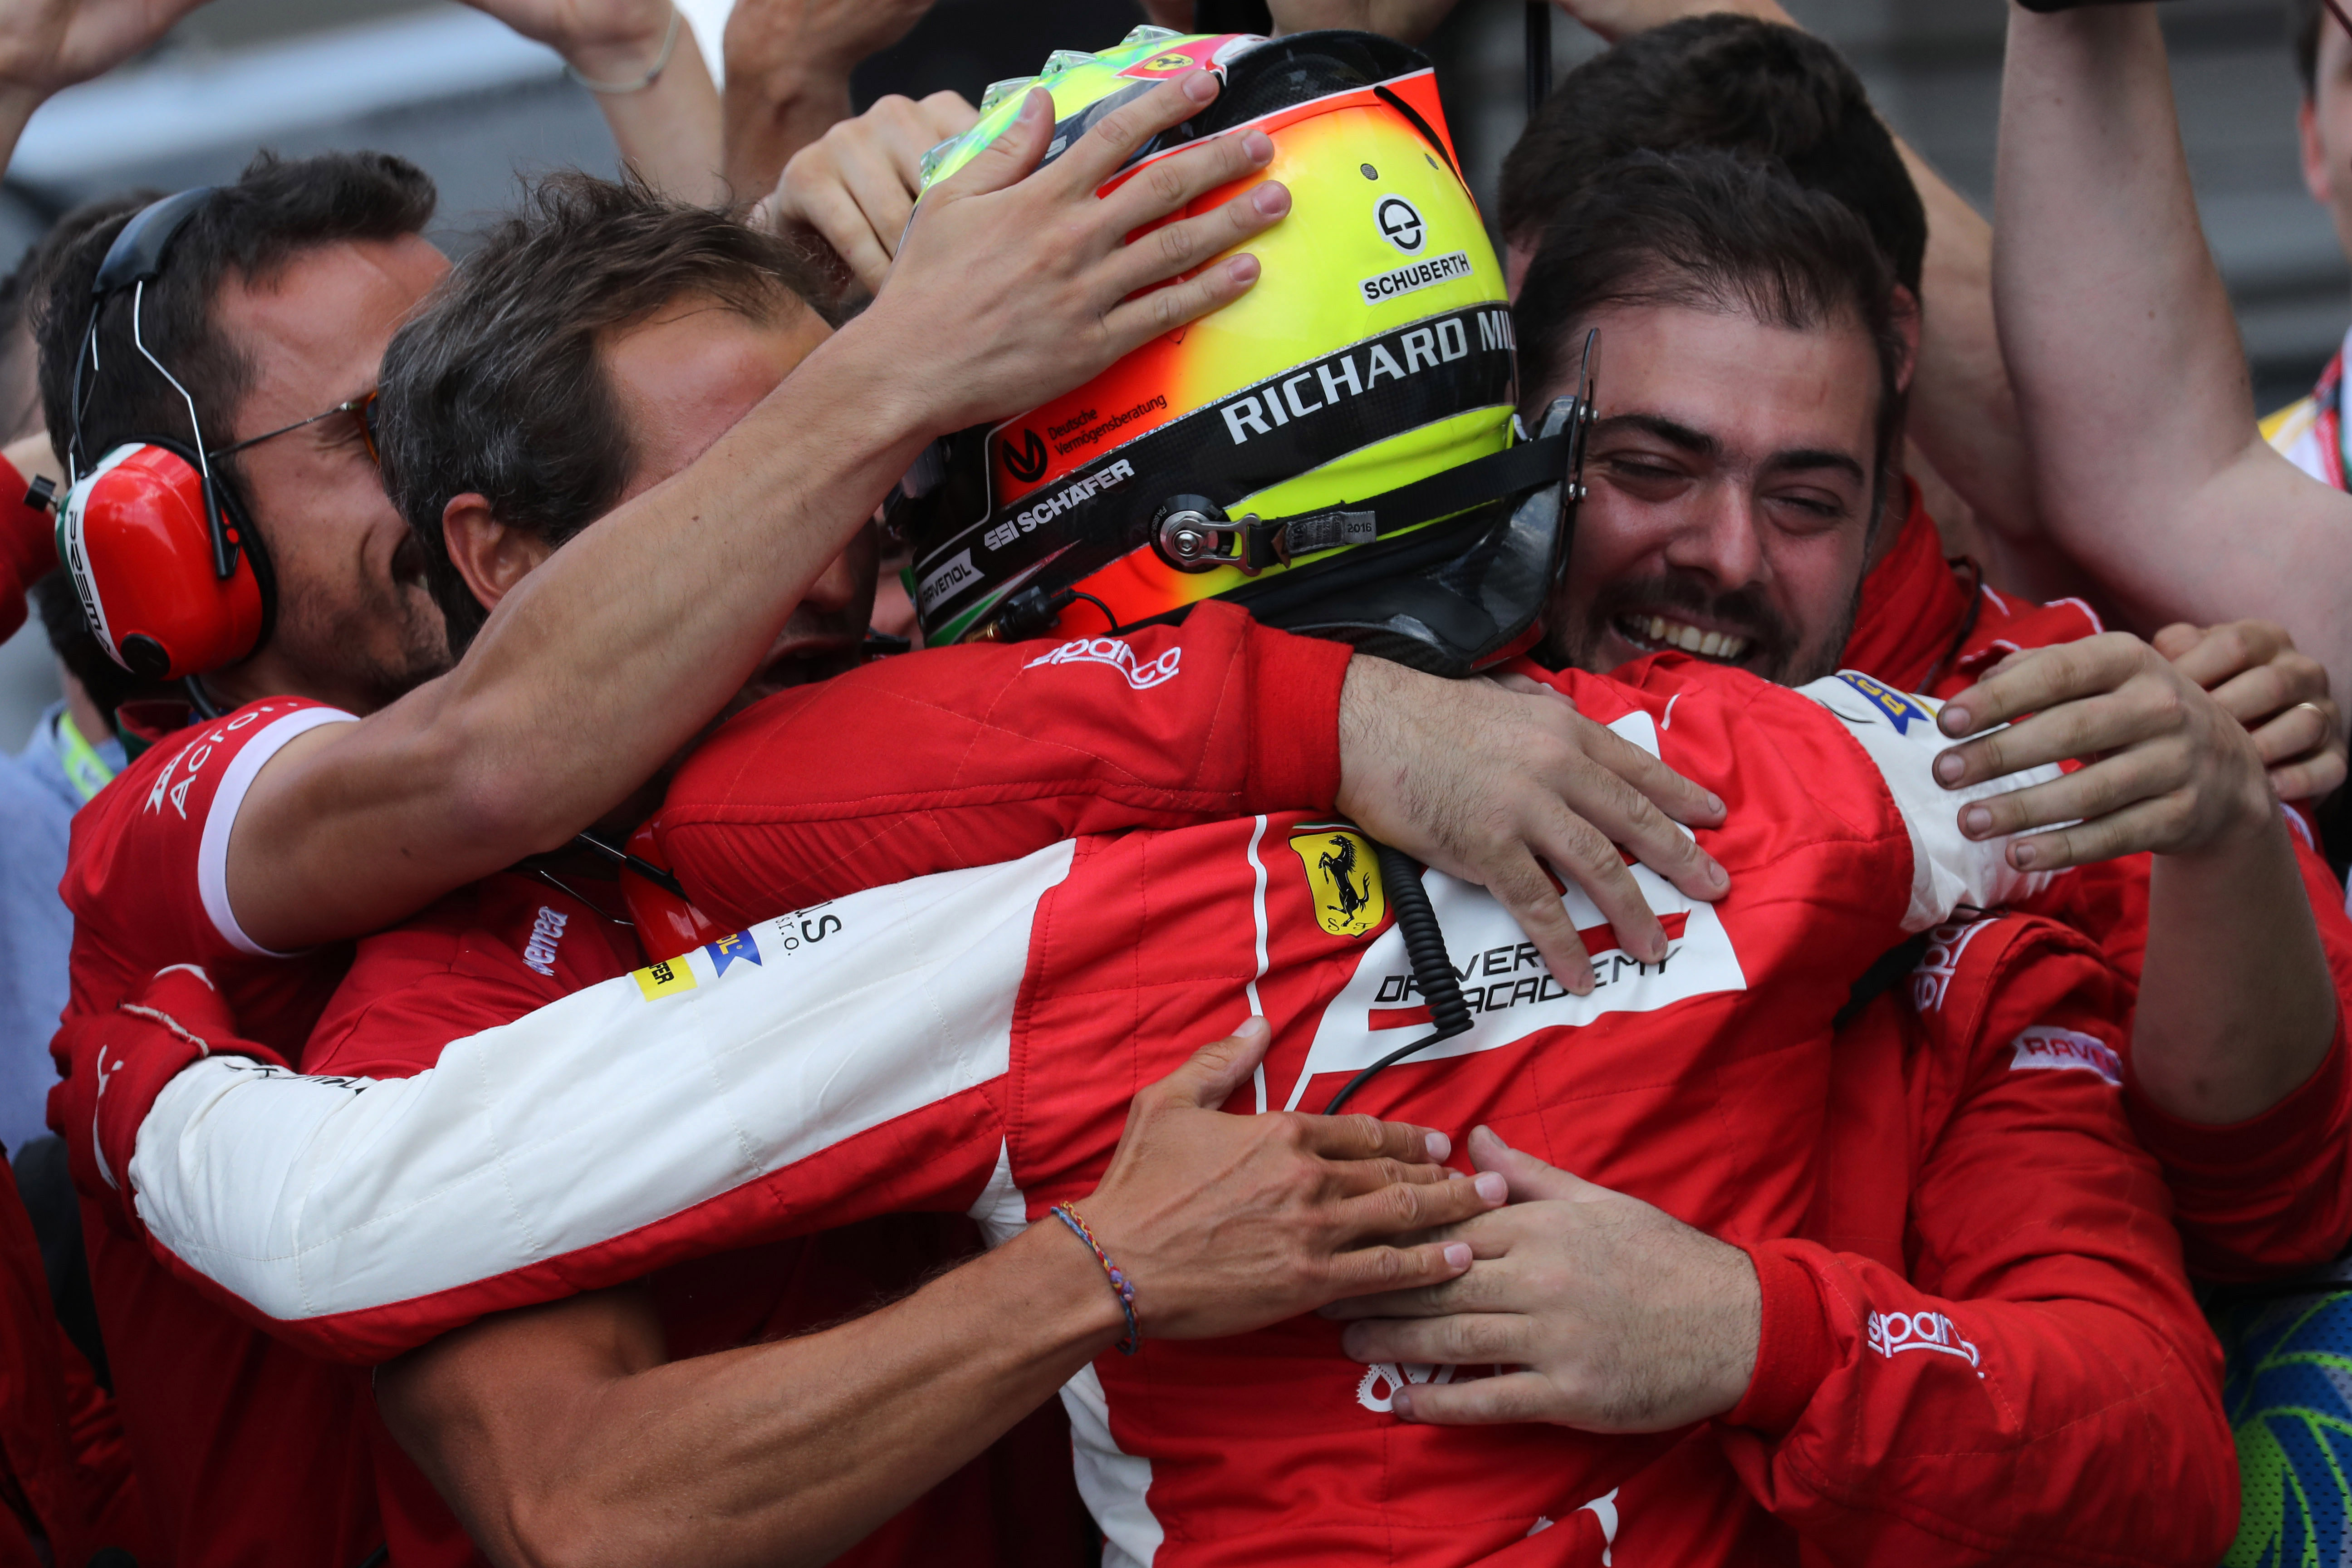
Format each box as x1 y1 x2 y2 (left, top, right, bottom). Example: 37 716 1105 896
579 18 727 206
1993 6 2352 675
725 67 851 206
2134 816 2338 1122
236 313 936 949
0 80 39 179
397 1229 1119 1568
1896 136 2054 575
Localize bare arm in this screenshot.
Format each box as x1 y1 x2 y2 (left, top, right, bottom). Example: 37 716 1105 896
720 0 934 205
0 0 210 174
380 1024 1506 1568
460 0 725 204
1994 2 2352 700
226 71 1289 953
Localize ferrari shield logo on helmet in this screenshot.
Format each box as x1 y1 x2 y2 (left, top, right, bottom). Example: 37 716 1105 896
1291 826 1386 938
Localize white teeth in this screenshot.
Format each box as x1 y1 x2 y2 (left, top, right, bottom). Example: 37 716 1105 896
1627 614 1750 662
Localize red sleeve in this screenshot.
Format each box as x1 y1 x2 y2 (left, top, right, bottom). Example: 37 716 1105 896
658 600 1351 926
2121 812 2352 1281
0 451 51 644
1714 918 2235 1567
303 875 640 1080
62 696 355 973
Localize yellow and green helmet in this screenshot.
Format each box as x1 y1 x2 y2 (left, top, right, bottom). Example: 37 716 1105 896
898 27 1595 676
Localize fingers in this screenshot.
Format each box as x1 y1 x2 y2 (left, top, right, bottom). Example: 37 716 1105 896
2248 698 2334 768
2151 621 2206 662
1933 684 2161 789
1465 1125 1591 1203
1100 251 1265 352
1102 157 1289 301
1951 745 2177 844
1312 1239 1479 1303
1098 119 1278 238
1295 1107 1450 1166
2166 618 2291 692
1576 717 1728 830
1935 634 2143 741
1328 1170 1509 1241
1146 1017 1272 1112
1388 1370 1558 1426
912 88 980 141
1054 67 1223 191
2272 750 2347 804
929 86 1053 199
783 157 896 293
1478 847 1598 993
1338 1308 1529 1371
2002 795 2197 872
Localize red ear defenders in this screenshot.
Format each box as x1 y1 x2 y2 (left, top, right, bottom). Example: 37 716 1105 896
58 186 276 683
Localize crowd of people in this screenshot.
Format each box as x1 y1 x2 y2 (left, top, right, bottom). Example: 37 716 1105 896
0 0 2347 1563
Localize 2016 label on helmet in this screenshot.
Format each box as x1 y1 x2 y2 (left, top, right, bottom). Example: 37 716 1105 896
1360 250 1473 305
1375 194 1426 254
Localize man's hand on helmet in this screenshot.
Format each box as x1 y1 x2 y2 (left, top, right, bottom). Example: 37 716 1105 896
863 69 1291 436
758 89 980 300
1337 659 1730 994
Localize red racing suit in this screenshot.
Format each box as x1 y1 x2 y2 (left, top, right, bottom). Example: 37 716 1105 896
1840 490 2352 1280
44 601 1351 1566
299 871 1087 1568
77 656 2230 1566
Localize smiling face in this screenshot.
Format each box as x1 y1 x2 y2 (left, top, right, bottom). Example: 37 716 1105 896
213 234 452 713
1537 297 1882 686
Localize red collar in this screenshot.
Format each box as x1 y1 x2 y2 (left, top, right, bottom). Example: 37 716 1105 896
1839 480 1972 694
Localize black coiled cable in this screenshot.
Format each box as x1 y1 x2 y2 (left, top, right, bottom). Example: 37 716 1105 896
1322 842 1472 1115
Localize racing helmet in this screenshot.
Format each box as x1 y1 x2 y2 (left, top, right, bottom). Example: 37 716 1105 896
897 27 1596 677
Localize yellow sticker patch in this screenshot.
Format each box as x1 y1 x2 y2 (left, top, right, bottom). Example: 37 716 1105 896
632 955 698 1000
1290 827 1386 938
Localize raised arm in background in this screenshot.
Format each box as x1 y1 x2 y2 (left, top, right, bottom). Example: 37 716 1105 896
720 0 933 206
461 0 725 204
0 0 206 171
1995 0 2352 703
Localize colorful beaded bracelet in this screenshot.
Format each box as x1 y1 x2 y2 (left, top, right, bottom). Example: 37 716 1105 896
1051 1202 1139 1355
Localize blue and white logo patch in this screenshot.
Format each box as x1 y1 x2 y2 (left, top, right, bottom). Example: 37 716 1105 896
1836 671 1936 735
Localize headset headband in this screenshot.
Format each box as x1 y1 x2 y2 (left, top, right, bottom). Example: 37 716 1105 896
93 186 216 295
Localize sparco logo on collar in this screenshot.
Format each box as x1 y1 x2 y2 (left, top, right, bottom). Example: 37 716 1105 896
1375 194 1425 254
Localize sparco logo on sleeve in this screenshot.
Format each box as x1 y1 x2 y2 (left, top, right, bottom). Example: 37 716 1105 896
1867 1309 1983 1371
1023 636 1181 691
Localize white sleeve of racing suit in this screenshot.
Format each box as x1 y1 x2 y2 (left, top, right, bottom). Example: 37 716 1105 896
1797 672 2063 931
127 843 1075 1344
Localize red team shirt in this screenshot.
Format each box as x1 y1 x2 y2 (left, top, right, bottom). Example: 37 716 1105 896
48 517 2352 1564
47 604 1350 1566
52 696 381 1568
81 657 2239 1566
